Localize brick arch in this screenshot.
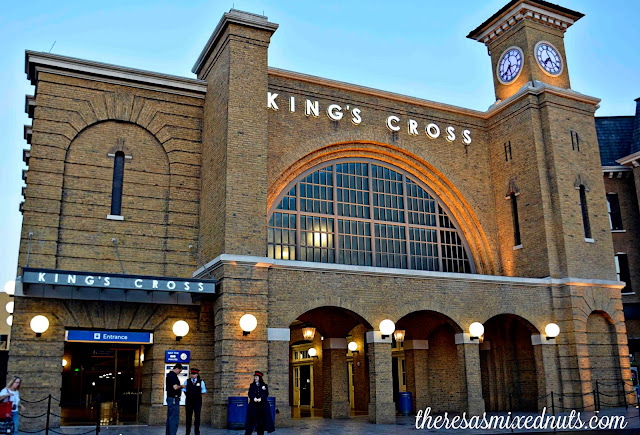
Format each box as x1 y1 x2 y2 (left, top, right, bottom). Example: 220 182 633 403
267 141 497 275
35 88 203 177
481 312 541 335
394 308 464 335
281 300 372 331
572 288 625 334
55 120 172 275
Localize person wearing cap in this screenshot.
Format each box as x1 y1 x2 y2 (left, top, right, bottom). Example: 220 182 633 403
183 368 207 435
244 371 274 434
165 363 184 435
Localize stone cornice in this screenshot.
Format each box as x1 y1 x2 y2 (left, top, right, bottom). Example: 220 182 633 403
25 51 207 97
467 0 583 45
193 254 624 289
192 9 278 76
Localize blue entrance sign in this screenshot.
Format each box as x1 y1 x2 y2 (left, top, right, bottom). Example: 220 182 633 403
65 330 153 344
166 350 190 363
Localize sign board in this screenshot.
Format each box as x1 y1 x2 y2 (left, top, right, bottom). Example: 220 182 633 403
165 350 190 364
22 267 216 294
163 364 189 406
65 330 153 344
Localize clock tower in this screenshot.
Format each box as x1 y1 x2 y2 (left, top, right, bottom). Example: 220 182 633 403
467 0 583 101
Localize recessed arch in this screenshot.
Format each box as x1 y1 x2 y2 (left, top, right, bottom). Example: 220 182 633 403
267 141 496 274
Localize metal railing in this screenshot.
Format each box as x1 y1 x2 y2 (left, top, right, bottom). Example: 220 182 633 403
18 394 101 435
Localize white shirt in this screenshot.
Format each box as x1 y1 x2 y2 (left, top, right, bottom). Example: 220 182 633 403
183 378 207 393
0 388 19 411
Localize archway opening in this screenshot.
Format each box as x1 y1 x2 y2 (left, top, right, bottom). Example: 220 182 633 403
480 314 539 411
289 306 372 419
396 310 465 414
587 311 625 407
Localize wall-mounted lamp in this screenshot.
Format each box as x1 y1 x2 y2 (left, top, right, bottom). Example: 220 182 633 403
240 314 257 336
3 280 15 296
545 323 560 340
30 315 49 337
394 329 406 344
172 320 189 341
348 341 359 354
469 322 484 341
62 358 68 367
6 316 12 327
308 347 318 359
302 324 316 341
5 301 14 314
379 319 395 339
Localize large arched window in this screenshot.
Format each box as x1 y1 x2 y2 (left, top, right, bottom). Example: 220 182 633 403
268 159 474 273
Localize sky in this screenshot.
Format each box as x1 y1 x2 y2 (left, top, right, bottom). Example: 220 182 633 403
0 0 639 291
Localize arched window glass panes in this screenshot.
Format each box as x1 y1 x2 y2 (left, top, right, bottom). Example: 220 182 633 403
268 159 474 273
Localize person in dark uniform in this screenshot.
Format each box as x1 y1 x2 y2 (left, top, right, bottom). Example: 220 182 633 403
165 363 183 435
244 371 274 435
183 368 207 435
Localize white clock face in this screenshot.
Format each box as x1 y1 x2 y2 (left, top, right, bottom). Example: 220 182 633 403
497 47 523 84
535 41 562 76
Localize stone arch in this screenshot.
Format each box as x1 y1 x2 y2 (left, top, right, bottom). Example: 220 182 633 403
56 120 171 275
267 141 497 275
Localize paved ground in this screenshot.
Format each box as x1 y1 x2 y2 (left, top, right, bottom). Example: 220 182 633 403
31 408 640 434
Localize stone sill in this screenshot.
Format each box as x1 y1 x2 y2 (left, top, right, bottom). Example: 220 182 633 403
107 214 124 221
513 244 523 251
584 238 595 243
611 230 626 233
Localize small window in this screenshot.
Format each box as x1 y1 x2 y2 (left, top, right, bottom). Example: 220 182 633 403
504 141 512 162
571 130 580 151
510 193 521 246
607 193 623 230
615 254 633 293
110 151 125 216
579 186 591 239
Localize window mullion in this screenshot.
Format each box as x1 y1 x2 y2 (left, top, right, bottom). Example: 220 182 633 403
332 166 339 263
436 200 443 272
367 163 377 266
401 175 411 269
296 184 301 261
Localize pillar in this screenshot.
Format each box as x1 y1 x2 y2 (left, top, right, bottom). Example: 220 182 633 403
267 328 292 427
531 334 561 411
455 333 485 415
366 331 395 424
404 339 429 413
210 264 269 428
322 338 349 418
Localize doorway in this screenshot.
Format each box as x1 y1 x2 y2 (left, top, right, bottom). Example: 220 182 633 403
61 342 144 425
299 365 312 406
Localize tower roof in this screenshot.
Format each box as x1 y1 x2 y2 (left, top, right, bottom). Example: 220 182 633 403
467 0 583 45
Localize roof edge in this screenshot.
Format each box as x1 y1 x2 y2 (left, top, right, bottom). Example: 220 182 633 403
467 0 583 43
25 50 207 94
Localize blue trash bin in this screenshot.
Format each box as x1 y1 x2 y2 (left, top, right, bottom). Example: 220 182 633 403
228 396 248 429
267 397 276 425
398 392 413 416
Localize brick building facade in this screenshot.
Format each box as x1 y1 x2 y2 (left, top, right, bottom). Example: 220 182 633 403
10 0 636 428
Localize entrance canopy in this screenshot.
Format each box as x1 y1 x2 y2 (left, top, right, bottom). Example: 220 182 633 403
17 267 217 305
